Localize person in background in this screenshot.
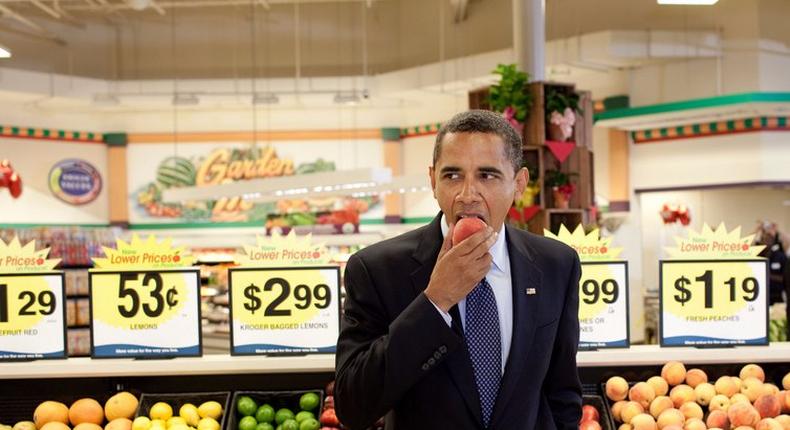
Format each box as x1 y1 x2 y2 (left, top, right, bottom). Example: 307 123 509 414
335 110 582 430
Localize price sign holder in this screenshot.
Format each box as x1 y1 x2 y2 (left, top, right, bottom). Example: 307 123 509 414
659 259 769 347
88 269 202 359
0 272 67 361
578 261 630 351
228 266 341 356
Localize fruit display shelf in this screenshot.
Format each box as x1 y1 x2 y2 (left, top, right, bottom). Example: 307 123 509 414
0 343 787 383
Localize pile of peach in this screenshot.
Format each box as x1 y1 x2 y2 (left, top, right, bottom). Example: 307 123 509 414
604 362 790 430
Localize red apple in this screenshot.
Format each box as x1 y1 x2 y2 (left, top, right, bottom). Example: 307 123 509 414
452 217 486 245
581 405 599 422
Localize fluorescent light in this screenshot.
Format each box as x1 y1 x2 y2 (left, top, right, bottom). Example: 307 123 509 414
93 94 120 106
173 93 200 106
657 0 718 4
161 168 393 203
0 44 10 58
253 92 279 105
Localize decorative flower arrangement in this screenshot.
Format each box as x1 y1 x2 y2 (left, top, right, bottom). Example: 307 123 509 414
488 64 532 134
545 169 578 209
545 87 582 142
660 203 691 225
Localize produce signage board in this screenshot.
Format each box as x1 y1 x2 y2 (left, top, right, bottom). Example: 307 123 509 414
544 225 629 349
89 235 201 358
659 223 769 347
230 233 340 355
0 237 65 360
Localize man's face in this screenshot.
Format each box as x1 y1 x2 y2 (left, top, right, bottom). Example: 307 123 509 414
429 132 528 233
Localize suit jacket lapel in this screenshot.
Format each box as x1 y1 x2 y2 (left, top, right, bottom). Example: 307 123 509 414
490 226 543 429
408 213 484 427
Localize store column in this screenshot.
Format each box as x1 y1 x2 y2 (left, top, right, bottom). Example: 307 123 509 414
381 128 403 223
513 0 545 80
104 133 129 227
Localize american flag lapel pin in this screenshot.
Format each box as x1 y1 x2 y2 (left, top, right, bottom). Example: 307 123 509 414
526 287 536 295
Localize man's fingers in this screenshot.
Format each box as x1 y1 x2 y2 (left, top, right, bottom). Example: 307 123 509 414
437 222 455 260
453 226 495 256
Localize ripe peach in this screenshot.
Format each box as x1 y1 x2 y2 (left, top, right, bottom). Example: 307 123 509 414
679 402 703 421
783 372 790 390
662 427 683 430
755 394 783 419
619 425 634 430
452 217 486 245
741 364 766 382
732 376 743 391
630 382 658 409
695 383 716 406
683 418 705 430
728 401 761 428
779 391 790 413
648 376 670 397
685 369 708 388
706 409 730 429
649 396 674 419
774 415 790 430
607 376 630 401
732 393 752 405
657 408 685 429
743 377 767 402
764 384 781 397
756 418 784 430
662 362 687 387
631 413 658 430
622 401 646 424
612 400 628 422
717 376 741 397
709 394 732 412
670 385 695 408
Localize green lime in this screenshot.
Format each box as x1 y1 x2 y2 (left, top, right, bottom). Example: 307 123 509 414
255 424 274 430
255 405 275 423
236 396 258 417
280 420 298 430
293 411 313 423
298 419 319 430
274 409 294 425
238 416 258 430
298 393 320 411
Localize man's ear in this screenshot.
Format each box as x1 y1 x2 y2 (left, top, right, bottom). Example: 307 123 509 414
514 167 528 200
429 165 437 198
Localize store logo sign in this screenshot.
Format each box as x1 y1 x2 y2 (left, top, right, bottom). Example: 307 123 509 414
48 159 102 205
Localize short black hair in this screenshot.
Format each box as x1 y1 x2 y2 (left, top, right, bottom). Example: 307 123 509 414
433 109 523 172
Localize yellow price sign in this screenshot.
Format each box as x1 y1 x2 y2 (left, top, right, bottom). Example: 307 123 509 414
578 262 629 349
89 269 201 357
229 266 340 355
0 273 66 360
659 259 768 346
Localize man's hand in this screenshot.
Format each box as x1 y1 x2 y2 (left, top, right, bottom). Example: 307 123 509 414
424 223 497 312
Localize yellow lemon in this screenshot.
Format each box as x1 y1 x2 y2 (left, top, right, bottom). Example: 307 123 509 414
196 402 222 420
169 424 189 430
132 417 151 430
196 418 219 430
149 403 173 421
178 405 199 428
166 418 186 429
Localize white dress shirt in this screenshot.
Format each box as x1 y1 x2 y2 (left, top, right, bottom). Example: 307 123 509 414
429 215 513 374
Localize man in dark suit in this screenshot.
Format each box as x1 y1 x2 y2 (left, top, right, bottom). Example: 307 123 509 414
335 110 582 429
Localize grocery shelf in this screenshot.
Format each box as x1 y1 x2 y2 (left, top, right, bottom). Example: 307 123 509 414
1 343 787 380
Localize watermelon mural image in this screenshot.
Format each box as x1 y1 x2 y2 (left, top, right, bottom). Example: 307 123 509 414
133 144 379 229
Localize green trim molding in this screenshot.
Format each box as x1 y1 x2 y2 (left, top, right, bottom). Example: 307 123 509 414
380 127 401 141
401 123 443 139
103 132 128 146
632 116 790 144
595 92 790 122
0 125 104 143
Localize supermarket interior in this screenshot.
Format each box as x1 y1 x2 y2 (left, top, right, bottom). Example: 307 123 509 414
1 0 790 429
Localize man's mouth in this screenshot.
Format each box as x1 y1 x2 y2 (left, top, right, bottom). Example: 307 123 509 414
455 213 487 224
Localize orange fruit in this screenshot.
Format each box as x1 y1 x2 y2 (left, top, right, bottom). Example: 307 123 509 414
105 418 132 430
104 392 139 421
41 423 71 430
69 399 104 426
34 401 70 429
74 424 103 430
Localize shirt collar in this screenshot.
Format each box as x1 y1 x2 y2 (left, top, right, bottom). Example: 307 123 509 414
440 214 508 273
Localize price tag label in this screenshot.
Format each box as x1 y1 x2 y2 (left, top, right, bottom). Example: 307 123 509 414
229 266 340 355
578 261 629 349
660 259 768 346
89 269 202 358
0 273 66 360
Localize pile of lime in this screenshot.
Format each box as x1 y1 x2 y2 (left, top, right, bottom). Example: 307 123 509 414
236 393 320 430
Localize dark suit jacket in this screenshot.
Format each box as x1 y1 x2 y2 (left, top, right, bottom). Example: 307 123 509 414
335 213 582 430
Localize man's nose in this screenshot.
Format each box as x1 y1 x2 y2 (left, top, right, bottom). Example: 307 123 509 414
455 178 480 203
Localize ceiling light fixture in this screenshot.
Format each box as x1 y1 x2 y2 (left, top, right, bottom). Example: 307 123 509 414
657 0 719 4
172 93 199 106
160 167 393 204
0 44 11 58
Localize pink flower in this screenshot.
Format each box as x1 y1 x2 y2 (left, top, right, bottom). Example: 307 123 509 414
502 106 524 134
549 107 576 141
